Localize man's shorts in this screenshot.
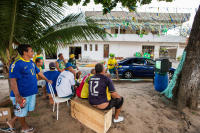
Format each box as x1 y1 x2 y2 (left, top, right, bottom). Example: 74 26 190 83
104 97 124 110
109 68 116 74
10 94 36 117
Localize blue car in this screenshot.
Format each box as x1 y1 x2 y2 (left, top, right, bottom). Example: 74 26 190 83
117 57 175 79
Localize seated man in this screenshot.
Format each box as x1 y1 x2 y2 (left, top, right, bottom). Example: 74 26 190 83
76 69 95 98
44 62 60 104
56 63 75 98
35 58 46 97
88 63 124 123
68 54 82 81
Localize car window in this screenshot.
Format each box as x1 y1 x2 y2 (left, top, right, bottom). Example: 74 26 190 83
146 59 155 65
133 59 145 65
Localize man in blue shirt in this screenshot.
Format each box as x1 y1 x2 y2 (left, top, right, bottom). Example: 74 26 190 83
8 44 52 133
89 63 124 123
44 62 60 104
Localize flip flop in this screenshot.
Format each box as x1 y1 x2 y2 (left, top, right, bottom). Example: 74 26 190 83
21 127 34 133
6 121 16 133
0 128 16 133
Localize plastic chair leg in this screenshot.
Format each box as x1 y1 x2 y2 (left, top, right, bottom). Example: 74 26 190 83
53 102 55 112
57 103 59 120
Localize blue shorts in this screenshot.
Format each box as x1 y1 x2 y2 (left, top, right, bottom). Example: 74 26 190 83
10 94 36 117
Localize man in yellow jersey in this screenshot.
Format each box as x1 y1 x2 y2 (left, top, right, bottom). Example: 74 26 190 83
33 50 45 69
108 53 119 79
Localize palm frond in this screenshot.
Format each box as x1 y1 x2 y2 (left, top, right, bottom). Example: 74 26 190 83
33 13 108 52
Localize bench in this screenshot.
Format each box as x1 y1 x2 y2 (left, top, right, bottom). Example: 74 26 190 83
71 98 112 133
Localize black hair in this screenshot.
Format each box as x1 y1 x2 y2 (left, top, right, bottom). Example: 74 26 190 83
17 44 32 56
58 53 63 58
35 58 42 64
95 63 103 74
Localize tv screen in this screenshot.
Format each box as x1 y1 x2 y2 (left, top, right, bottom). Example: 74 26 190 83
156 61 161 69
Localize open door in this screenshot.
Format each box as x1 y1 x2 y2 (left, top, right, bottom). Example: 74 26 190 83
69 47 81 59
104 44 109 58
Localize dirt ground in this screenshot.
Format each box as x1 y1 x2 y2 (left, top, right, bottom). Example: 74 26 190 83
0 79 200 133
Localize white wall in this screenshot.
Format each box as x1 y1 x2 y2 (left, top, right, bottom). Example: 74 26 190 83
54 41 182 61
176 45 185 58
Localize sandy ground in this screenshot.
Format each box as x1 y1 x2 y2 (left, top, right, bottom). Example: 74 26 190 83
0 79 200 133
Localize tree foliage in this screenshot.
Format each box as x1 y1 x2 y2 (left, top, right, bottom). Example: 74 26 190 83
0 0 106 73
60 0 173 14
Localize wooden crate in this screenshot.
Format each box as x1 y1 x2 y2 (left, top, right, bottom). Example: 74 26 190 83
0 107 12 123
71 98 112 133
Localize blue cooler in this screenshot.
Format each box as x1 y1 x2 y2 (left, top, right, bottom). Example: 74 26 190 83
154 72 168 92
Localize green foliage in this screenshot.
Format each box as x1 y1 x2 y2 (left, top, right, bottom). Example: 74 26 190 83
0 0 106 67
60 0 173 14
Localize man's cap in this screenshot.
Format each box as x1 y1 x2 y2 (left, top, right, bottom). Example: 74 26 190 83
109 53 115 57
49 62 56 69
65 62 73 68
70 54 75 59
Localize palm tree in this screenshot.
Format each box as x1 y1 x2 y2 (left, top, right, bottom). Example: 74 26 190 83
0 0 106 76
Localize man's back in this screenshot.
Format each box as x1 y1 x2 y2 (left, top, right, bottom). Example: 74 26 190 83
88 74 115 105
44 70 60 94
56 70 75 97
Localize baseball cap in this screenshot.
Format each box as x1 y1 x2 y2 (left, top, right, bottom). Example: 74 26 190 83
49 62 56 69
65 62 73 68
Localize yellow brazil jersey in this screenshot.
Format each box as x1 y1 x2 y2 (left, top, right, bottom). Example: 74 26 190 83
108 58 117 69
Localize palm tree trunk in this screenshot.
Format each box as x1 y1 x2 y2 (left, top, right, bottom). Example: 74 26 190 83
9 0 17 47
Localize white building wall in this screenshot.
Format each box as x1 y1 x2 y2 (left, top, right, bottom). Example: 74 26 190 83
176 45 185 58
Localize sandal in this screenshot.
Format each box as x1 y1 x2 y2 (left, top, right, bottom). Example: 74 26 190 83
6 121 16 133
21 127 34 133
0 128 16 133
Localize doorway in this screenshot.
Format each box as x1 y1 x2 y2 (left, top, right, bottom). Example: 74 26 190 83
69 47 81 59
104 44 109 58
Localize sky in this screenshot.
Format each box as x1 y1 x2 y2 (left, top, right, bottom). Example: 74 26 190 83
65 0 200 36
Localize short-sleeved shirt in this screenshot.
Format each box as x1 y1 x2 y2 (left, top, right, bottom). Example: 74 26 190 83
44 70 60 94
88 74 115 105
57 59 65 70
56 70 75 97
9 57 40 97
108 58 117 69
68 58 77 69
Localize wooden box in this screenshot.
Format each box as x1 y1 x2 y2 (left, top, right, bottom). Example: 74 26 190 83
0 107 12 123
71 98 112 133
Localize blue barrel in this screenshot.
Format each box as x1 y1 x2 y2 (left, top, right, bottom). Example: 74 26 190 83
154 72 168 92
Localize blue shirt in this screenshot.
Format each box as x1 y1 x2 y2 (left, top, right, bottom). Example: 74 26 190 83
88 74 115 105
9 57 40 97
44 70 60 94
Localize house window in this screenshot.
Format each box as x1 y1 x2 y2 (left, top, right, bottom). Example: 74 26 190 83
95 44 98 51
90 44 92 51
115 29 118 34
84 44 87 51
120 29 126 34
142 46 155 58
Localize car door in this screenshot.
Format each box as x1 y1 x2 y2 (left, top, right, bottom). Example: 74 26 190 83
130 58 146 77
142 59 155 77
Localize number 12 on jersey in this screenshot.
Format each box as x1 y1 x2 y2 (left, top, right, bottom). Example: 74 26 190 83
90 81 99 96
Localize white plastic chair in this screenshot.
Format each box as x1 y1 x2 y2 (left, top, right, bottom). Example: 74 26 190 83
48 83 71 120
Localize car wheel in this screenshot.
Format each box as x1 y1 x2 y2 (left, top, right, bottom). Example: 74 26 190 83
168 71 174 81
123 71 134 79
